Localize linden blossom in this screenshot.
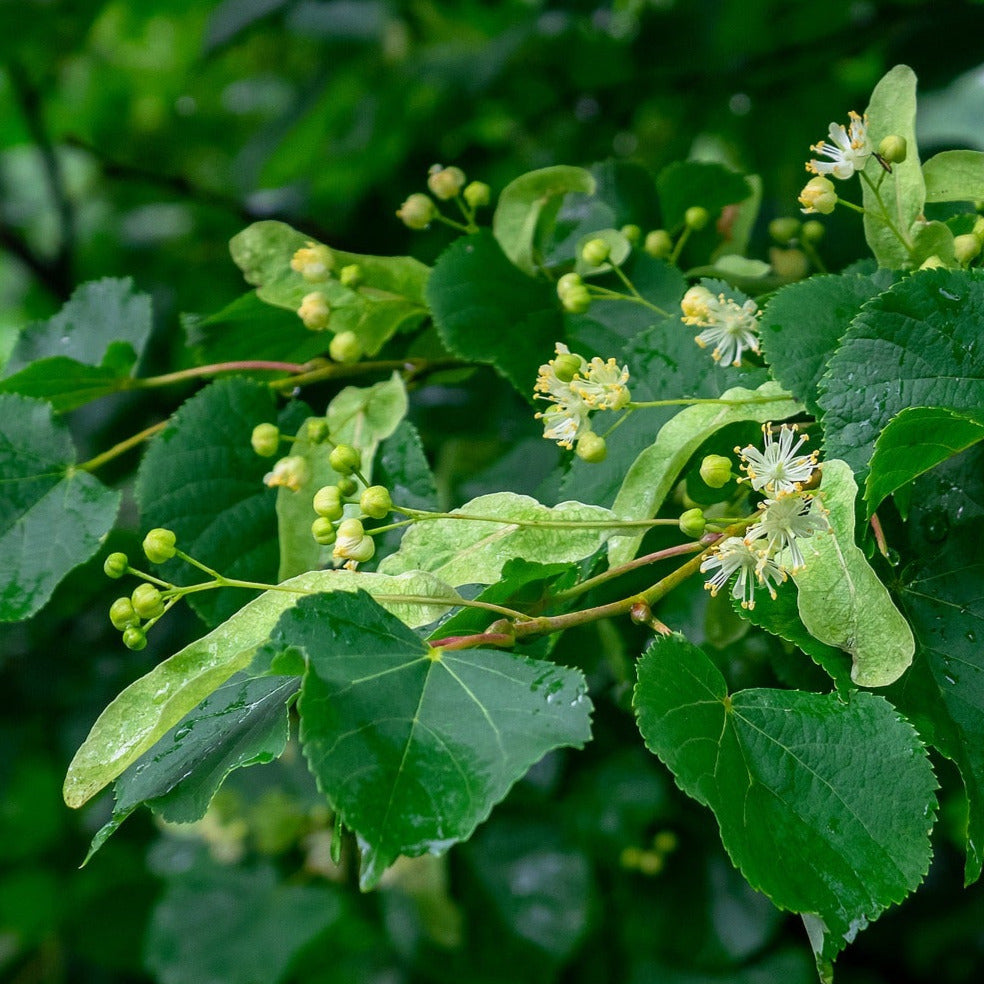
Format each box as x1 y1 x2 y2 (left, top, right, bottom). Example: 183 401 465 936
700 536 785 610
737 422 819 495
744 493 828 573
806 110 871 181
680 285 761 367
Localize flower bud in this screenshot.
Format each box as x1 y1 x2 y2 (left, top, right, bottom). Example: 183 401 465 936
629 600 652 625
333 518 375 564
768 217 801 245
298 291 331 331
143 528 177 564
878 135 907 164
561 284 592 314
798 176 837 215
974 216 984 239
576 431 607 463
311 516 337 546
699 454 733 489
290 242 335 282
581 238 611 266
339 264 362 288
680 285 713 322
684 206 709 231
306 418 330 443
620 223 641 244
251 423 280 457
329 444 361 475
463 181 490 209
104 552 129 579
313 485 344 520
644 229 673 259
769 247 809 282
801 220 825 243
678 507 706 539
553 352 583 383
360 485 393 519
264 455 310 492
110 597 139 630
329 330 363 364
132 583 165 620
396 193 437 230
122 625 148 651
427 164 466 200
336 476 358 498
954 233 981 266
342 535 375 564
556 272 583 300
920 254 946 270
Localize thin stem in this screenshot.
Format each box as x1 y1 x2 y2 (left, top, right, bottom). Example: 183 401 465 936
132 360 309 389
627 395 783 410
858 170 915 258
268 357 464 392
433 212 472 234
77 421 168 473
122 565 176 590
801 239 827 274
669 225 691 265
609 261 672 317
600 407 635 439
393 506 678 531
174 549 222 580
588 283 670 317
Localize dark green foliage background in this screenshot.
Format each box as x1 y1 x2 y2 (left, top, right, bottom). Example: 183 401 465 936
5 2 984 982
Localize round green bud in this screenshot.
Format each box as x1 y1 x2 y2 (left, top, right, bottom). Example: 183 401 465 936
122 625 148 651
575 431 607 463
329 444 361 476
427 164 466 200
336 476 358 497
878 134 908 164
339 264 362 288
556 272 583 300
920 254 946 270
297 291 331 331
336 517 365 541
678 507 706 539
110 597 139 630
347 536 376 563
684 206 709 231
768 217 801 245
581 237 611 267
311 516 337 546
132 583 165 620
396 193 437 230
143 528 177 564
644 229 673 259
251 422 280 457
954 233 981 266
463 180 490 209
103 552 129 579
553 352 583 383
801 220 825 243
313 485 344 520
561 285 592 314
329 330 363 364
306 418 330 444
699 454 733 489
974 216 984 239
360 485 393 520
620 223 641 244
798 176 836 216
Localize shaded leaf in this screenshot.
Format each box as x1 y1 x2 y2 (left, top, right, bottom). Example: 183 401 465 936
922 150 984 203
656 161 750 230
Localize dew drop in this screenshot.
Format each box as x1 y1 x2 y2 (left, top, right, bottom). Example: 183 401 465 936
939 288 961 302
921 511 949 543
966 631 977 644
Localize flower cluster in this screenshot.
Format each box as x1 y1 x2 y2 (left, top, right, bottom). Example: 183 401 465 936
680 285 761 367
533 343 630 455
700 423 826 608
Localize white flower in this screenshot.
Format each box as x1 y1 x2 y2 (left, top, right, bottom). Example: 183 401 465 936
738 422 819 495
744 493 828 573
537 403 591 449
681 286 761 367
806 111 871 181
701 536 784 609
569 356 631 410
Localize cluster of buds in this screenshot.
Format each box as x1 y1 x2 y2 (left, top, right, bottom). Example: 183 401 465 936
396 164 490 232
533 342 631 461
289 241 364 359
680 283 761 367
700 423 827 609
103 528 179 650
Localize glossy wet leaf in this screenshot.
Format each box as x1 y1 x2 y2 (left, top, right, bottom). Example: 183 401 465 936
819 268 984 479
379 491 615 588
0 394 120 621
63 569 461 809
278 591 592 888
922 150 984 203
794 460 914 687
608 380 800 567
634 633 936 969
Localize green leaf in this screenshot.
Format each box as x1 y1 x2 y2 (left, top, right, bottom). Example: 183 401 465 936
229 220 429 355
909 219 955 269
794 460 914 687
145 859 343 984
62 568 462 809
493 165 596 275
426 230 562 396
86 674 298 859
861 65 925 269
0 394 120 621
275 591 592 888
608 381 801 567
866 407 984 516
759 274 887 418
0 358 128 413
923 150 984 203
819 268 984 478
656 161 751 230
378 491 615 588
634 633 937 968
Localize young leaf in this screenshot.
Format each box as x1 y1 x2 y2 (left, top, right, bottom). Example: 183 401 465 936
378 491 616 587
634 633 937 969
274 591 592 888
62 569 462 809
819 268 984 479
493 165 596 275
608 381 801 567
794 460 914 687
0 394 120 621
922 150 984 203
